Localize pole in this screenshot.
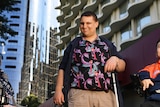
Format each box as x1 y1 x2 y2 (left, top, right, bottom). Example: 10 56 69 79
112 72 119 107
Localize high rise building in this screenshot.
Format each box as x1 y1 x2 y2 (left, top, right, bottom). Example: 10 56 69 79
0 0 59 104
53 0 160 107
0 0 28 100
17 0 59 104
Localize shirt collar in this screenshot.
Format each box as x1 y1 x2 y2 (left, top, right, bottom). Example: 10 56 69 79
82 36 100 43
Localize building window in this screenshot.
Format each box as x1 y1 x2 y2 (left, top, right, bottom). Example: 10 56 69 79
10 16 20 19
75 0 79 4
61 48 65 56
5 65 16 68
6 57 16 60
13 7 20 11
33 25 35 32
121 23 132 41
102 17 111 33
119 1 128 18
136 9 151 35
10 23 19 27
8 40 18 43
95 9 99 16
65 0 69 5
14 0 21 3
102 0 110 4
7 48 17 51
132 0 140 3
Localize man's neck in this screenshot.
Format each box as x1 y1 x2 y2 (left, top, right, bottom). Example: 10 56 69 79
82 34 98 42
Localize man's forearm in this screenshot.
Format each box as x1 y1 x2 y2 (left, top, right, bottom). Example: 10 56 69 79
55 69 64 91
116 58 126 72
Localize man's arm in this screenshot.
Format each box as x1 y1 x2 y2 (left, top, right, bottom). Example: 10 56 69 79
55 69 64 91
53 69 65 105
115 57 126 72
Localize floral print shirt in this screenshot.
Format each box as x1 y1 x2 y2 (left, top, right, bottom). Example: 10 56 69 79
70 37 111 91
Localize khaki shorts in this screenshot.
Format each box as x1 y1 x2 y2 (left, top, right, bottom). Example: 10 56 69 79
68 88 117 107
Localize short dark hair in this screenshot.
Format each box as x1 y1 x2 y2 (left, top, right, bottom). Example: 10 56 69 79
80 11 98 22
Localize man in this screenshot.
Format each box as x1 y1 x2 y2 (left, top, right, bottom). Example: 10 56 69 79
138 39 160 107
53 11 126 107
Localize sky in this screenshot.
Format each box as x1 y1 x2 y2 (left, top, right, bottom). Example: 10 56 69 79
52 1 60 28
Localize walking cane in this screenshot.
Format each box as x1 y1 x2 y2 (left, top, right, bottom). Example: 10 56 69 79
111 72 119 107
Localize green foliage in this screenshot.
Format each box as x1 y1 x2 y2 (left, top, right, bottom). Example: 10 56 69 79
0 0 20 40
21 94 41 107
0 0 19 13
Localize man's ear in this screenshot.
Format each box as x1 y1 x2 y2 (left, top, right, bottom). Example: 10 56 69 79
96 21 99 28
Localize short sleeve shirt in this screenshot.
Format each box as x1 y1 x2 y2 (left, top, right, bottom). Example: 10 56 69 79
70 37 112 91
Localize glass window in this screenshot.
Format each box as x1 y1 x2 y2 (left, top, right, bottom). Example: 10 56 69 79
7 48 17 51
5 65 16 68
102 17 111 33
136 9 151 35
119 1 128 18
10 16 20 19
10 23 19 26
95 9 99 17
121 23 132 41
6 57 16 60
132 0 140 2
62 49 65 56
8 40 18 43
102 0 110 4
75 0 79 4
14 0 21 3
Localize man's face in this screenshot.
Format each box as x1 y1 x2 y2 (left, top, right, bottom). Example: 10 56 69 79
80 16 98 37
157 42 160 58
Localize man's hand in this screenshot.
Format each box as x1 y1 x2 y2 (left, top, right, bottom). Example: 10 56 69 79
104 56 118 72
53 90 65 105
104 56 126 73
141 79 154 91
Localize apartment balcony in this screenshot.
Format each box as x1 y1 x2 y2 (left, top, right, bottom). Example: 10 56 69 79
103 0 154 39
59 22 68 34
57 12 64 22
68 23 79 36
61 2 70 13
72 0 87 15
61 33 70 43
55 40 63 49
99 0 125 23
83 0 100 12
120 21 160 50
64 12 73 24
